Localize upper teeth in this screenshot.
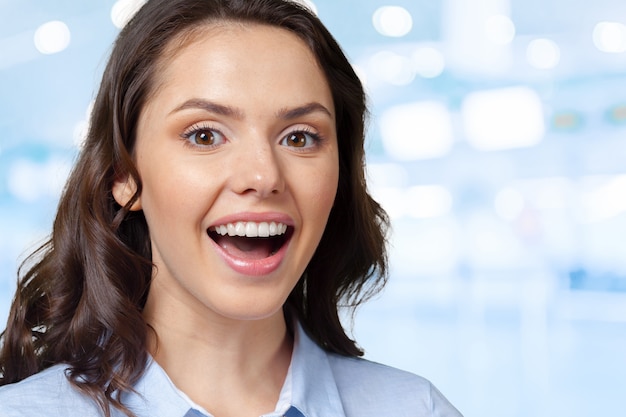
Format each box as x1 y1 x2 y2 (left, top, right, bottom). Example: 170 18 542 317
212 222 288 238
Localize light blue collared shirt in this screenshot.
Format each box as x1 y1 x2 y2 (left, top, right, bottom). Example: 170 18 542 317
0 322 462 417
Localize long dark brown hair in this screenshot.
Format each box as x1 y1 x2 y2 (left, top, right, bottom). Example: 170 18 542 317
0 0 389 415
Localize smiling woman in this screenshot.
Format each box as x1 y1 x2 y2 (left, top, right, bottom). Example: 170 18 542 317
0 1 462 417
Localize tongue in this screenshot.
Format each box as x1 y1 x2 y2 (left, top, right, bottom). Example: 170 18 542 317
214 235 274 260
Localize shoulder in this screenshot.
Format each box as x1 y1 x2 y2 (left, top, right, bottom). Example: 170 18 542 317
0 365 102 417
326 353 463 417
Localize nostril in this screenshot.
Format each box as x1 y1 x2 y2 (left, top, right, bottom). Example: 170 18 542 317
232 157 286 197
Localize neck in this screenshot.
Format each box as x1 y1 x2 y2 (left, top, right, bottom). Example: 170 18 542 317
143 289 293 417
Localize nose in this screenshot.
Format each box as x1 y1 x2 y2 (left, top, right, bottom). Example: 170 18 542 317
231 140 285 199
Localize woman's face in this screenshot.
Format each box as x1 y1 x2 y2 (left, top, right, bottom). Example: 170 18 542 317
114 24 338 322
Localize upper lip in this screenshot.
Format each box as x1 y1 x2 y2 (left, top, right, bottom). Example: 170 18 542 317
208 212 295 229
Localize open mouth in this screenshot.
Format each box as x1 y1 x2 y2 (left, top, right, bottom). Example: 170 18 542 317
208 221 293 260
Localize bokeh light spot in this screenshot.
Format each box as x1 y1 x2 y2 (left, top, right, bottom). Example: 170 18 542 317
593 21 626 53
369 50 415 86
462 86 545 151
372 6 413 38
411 46 445 78
527 38 561 69
33 21 71 55
380 101 453 160
111 0 147 29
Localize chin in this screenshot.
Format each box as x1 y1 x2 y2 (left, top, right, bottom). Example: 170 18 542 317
212 296 289 322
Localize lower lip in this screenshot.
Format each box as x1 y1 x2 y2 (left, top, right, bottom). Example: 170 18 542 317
210 235 291 277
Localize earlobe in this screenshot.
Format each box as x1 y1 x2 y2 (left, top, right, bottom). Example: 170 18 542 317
112 176 142 211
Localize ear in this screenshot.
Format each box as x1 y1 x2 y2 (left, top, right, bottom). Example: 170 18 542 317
112 175 142 211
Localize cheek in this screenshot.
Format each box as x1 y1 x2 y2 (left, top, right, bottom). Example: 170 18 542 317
139 159 212 224
140 166 177 209
308 159 339 219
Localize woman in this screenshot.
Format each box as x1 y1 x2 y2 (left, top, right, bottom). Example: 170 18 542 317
0 0 462 416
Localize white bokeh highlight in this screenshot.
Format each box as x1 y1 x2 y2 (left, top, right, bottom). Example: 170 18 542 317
372 6 413 38
380 101 454 160
593 21 626 53
411 46 446 78
462 86 545 151
111 0 147 29
369 50 415 86
34 21 71 55
527 38 561 69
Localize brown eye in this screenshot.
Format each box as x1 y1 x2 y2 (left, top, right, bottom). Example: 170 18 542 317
281 131 319 149
184 127 225 147
194 129 216 145
285 132 307 147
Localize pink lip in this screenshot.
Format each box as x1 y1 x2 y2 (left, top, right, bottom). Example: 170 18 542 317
208 212 294 276
210 235 291 276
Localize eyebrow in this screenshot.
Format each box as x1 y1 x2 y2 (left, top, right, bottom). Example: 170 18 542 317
169 99 244 119
277 102 334 120
170 98 333 121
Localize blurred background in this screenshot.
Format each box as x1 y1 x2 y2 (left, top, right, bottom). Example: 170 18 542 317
1 0 625 415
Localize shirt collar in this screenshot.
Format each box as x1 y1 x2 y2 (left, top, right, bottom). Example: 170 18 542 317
274 320 346 417
124 319 346 417
122 356 193 417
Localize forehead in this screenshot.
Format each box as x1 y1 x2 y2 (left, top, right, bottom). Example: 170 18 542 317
147 22 333 110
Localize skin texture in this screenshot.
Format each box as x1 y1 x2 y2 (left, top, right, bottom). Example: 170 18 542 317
112 23 338 417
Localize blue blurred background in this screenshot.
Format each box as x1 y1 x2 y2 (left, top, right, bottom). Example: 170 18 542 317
1 0 626 415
